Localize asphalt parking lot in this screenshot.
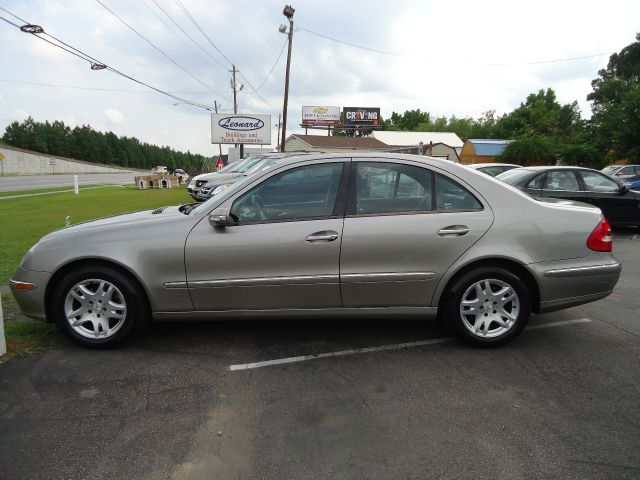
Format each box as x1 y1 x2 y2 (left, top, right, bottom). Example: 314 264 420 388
1 229 639 480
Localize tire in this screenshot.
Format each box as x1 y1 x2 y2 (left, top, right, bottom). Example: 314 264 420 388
443 267 531 347
50 265 149 348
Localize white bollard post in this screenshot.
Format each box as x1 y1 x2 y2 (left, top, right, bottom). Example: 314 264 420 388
0 293 6 357
73 175 79 195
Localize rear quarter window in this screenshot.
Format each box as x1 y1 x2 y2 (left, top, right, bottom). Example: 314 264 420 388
435 174 482 211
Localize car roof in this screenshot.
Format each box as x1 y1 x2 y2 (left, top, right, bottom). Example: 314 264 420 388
260 151 464 169
466 163 519 168
512 165 599 172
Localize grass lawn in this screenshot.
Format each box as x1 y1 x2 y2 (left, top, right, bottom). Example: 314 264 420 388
0 185 192 284
1 291 63 361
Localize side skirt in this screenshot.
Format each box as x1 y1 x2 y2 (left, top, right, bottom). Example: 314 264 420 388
153 306 438 322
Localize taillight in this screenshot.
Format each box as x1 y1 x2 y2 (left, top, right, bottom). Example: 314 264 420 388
587 217 613 252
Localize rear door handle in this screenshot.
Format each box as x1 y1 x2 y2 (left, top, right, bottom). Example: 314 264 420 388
437 225 469 237
306 230 339 242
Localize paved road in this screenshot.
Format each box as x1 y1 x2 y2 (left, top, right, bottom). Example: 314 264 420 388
0 173 138 192
0 229 639 480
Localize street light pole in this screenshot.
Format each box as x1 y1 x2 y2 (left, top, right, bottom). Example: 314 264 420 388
280 5 295 152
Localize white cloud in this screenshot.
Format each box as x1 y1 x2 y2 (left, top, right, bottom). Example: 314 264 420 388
104 108 124 125
0 0 638 155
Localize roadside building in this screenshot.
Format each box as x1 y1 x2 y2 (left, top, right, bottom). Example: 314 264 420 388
282 134 389 153
460 139 512 164
371 131 463 162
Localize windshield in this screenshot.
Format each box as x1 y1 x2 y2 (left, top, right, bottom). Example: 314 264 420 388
229 155 269 173
601 166 618 175
219 157 253 173
495 168 534 185
243 157 283 175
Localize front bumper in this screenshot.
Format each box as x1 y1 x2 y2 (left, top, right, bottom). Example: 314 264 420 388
194 192 211 202
9 266 52 321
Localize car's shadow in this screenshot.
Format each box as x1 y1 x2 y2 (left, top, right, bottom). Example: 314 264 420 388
134 316 450 356
613 226 639 237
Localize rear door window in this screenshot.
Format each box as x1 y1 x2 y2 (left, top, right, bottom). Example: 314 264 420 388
353 162 433 214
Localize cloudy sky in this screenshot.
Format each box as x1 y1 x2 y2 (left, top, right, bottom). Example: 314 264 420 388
0 0 638 156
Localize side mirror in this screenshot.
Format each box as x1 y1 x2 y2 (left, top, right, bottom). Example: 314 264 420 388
620 185 630 195
208 207 236 227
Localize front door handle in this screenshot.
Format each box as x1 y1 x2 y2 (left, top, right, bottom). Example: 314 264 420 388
306 230 339 242
437 225 469 237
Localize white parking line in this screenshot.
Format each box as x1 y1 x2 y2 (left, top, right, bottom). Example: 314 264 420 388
227 318 592 371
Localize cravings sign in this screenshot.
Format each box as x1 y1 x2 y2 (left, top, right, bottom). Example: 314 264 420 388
342 107 381 126
211 114 271 144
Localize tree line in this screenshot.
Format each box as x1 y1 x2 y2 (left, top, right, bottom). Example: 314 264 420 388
1 118 208 173
337 34 640 168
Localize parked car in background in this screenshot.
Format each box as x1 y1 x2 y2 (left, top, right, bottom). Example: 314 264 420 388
601 164 640 180
187 154 269 198
152 165 168 174
465 163 520 177
194 154 305 202
173 169 189 182
496 166 640 227
11 153 620 349
620 174 640 191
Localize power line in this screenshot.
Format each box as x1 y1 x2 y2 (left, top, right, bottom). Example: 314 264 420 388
0 7 215 110
246 38 288 94
172 0 277 114
0 77 216 94
173 0 232 65
95 0 222 94
297 26 612 66
138 0 215 70
0 5 26 23
146 0 228 71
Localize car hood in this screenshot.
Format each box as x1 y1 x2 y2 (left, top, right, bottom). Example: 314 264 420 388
193 172 241 182
203 176 244 188
41 205 187 241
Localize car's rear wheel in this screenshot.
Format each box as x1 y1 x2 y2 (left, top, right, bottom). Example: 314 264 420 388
444 267 531 347
51 265 148 348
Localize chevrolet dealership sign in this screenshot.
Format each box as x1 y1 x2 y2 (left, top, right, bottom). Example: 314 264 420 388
211 113 271 145
302 106 341 126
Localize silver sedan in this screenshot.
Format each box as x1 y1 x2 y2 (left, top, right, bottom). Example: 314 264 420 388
11 153 621 348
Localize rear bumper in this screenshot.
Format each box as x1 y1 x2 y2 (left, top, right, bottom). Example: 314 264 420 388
530 258 621 313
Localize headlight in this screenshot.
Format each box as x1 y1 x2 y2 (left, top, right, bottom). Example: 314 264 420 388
188 180 195 187
212 183 234 195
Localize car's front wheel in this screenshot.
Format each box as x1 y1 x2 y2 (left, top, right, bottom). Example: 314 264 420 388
50 265 148 348
444 267 531 347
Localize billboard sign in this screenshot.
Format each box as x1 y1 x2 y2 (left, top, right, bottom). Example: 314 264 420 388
211 114 271 145
302 106 341 126
342 107 381 126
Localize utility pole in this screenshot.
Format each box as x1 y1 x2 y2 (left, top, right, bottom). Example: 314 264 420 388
214 100 223 166
230 65 244 159
280 5 295 152
276 114 282 150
